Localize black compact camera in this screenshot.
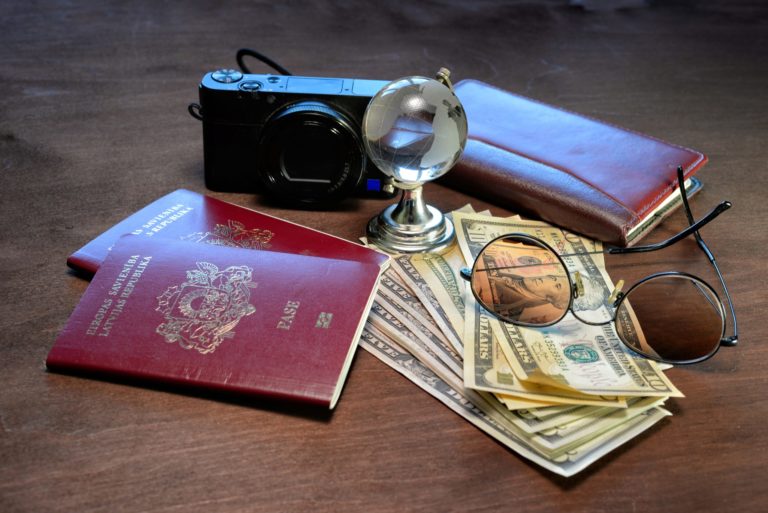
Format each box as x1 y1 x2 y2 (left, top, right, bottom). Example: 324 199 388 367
196 69 396 206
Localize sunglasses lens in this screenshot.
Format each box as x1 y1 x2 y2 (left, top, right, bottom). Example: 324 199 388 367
471 236 571 326
614 275 725 364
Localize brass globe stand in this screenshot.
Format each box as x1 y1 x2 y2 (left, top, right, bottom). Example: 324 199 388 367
366 181 455 254
364 68 466 254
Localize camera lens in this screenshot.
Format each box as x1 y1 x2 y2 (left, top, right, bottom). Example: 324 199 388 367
257 101 366 206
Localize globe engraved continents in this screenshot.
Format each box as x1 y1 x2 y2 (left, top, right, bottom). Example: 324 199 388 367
363 76 468 185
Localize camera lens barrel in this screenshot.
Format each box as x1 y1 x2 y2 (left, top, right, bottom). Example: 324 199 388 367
256 101 367 206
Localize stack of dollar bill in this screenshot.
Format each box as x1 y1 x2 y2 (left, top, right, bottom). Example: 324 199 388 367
360 207 681 477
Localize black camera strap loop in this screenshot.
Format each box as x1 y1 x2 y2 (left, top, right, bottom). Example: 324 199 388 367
236 48 292 76
188 103 203 121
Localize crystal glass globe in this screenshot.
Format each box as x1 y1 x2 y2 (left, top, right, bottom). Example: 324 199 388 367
363 76 468 185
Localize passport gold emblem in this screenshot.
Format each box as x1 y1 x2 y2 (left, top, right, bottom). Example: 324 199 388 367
155 262 257 354
182 220 273 250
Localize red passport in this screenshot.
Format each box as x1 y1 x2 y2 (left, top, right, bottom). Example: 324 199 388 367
67 189 388 275
49 235 383 408
442 79 707 246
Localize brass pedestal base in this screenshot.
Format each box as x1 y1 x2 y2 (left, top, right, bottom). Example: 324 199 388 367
366 185 455 254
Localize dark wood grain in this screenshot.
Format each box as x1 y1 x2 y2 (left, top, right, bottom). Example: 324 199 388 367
1 1 767 511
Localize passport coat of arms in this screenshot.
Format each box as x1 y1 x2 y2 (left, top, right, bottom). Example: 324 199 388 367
155 262 257 354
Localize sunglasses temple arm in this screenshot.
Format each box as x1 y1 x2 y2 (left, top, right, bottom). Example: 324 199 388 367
606 201 732 255
609 165 728 254
709 251 739 346
678 163 738 346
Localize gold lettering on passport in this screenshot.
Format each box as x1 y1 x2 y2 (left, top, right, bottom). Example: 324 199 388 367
182 220 274 250
86 298 113 336
315 312 333 329
109 255 139 296
129 203 194 237
277 301 301 330
88 255 153 337
155 262 257 354
131 203 193 237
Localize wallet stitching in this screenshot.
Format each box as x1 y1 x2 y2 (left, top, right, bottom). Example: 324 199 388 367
459 79 707 220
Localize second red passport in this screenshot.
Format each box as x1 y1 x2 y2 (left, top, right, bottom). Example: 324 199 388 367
47 235 383 409
66 189 389 275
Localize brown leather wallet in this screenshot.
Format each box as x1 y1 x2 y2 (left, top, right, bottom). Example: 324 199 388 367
440 79 707 247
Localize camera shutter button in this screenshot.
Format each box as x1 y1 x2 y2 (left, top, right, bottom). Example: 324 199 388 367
239 80 263 92
212 69 244 83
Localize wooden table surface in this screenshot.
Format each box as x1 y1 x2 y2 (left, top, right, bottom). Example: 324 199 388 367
2 1 767 511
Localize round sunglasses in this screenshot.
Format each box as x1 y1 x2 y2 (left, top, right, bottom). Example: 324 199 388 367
460 167 738 365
